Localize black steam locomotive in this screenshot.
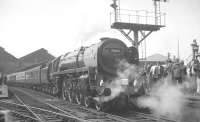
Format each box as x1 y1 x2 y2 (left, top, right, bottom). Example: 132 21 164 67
7 37 144 111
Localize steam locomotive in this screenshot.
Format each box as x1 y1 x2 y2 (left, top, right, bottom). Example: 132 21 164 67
7 37 144 111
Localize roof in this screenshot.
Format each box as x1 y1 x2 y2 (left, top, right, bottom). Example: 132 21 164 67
0 47 18 63
19 48 55 67
144 53 168 62
0 47 19 73
16 62 47 72
0 47 55 73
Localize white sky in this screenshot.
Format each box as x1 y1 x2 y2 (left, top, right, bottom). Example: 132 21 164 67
0 0 200 61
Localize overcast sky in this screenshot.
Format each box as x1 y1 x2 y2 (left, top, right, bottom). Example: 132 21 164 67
0 0 200 61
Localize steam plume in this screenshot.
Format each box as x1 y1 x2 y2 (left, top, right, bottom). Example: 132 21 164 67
136 74 200 121
137 79 185 119
94 60 139 103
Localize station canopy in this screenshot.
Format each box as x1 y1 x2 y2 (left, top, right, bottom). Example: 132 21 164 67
143 53 168 62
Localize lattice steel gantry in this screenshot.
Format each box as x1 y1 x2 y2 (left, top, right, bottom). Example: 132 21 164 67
110 0 167 50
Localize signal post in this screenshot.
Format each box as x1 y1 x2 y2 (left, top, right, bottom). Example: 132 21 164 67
110 0 167 57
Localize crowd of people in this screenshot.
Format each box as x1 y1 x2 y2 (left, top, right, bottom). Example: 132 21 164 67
142 58 200 95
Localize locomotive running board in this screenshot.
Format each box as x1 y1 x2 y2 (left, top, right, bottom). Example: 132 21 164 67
52 67 94 76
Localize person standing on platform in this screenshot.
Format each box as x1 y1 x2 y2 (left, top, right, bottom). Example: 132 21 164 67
190 59 200 95
197 74 200 95
172 60 182 85
152 62 160 82
145 63 152 92
195 60 200 95
180 60 187 82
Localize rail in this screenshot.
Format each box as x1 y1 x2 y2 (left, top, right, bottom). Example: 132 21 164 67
11 87 132 122
8 87 181 122
0 100 75 122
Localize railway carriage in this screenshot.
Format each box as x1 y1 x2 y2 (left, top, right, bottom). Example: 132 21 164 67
16 72 26 83
40 67 48 83
25 66 41 84
7 73 16 82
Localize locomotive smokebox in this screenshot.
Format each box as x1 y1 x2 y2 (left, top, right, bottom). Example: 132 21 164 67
97 38 128 74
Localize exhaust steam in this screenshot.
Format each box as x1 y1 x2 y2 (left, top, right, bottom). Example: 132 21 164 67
137 75 200 121
94 60 139 103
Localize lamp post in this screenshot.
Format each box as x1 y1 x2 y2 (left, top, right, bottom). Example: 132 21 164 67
191 39 199 60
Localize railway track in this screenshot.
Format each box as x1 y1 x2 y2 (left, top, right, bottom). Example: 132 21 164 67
0 100 71 122
0 92 84 122
8 87 134 122
1 87 193 122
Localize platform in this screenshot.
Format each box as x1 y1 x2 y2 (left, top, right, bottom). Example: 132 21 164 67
111 22 165 31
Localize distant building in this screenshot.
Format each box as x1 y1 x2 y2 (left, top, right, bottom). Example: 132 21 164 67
0 47 55 73
140 53 168 65
19 48 55 68
0 47 19 73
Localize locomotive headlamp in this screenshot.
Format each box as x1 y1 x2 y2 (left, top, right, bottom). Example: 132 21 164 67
100 80 104 86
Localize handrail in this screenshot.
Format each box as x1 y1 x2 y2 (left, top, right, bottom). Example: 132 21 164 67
110 9 166 26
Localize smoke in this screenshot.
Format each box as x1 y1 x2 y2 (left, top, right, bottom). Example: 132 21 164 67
94 60 140 103
117 60 139 80
94 78 127 102
137 79 185 119
180 77 200 122
137 75 200 121
93 57 200 121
